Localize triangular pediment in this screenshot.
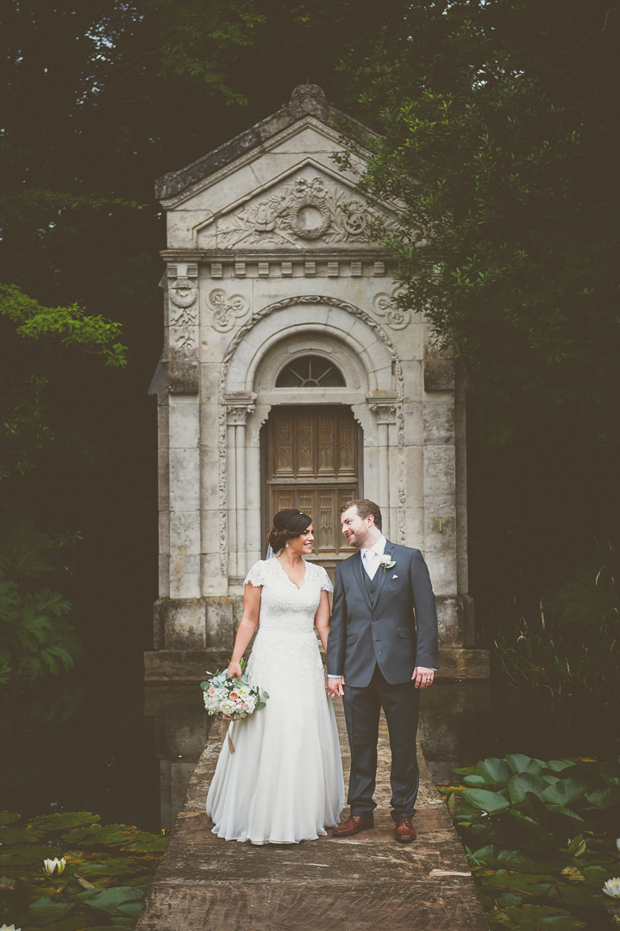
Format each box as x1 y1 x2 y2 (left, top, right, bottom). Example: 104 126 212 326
195 160 396 251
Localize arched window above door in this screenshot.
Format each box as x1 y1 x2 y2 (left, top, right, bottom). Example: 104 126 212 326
275 355 345 388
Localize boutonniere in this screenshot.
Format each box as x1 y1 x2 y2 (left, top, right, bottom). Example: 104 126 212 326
379 554 396 572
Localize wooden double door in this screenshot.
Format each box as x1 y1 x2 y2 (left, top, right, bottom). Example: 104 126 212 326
264 406 360 566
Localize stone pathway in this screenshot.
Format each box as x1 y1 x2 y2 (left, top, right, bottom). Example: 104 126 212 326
136 701 488 930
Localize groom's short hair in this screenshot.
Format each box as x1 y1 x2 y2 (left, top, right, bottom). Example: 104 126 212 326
341 498 382 531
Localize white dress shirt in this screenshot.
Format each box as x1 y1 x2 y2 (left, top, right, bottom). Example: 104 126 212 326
360 535 387 580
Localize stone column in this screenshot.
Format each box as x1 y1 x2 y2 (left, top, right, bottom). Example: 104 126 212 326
368 398 398 541
224 394 256 582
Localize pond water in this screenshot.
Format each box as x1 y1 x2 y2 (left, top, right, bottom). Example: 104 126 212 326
1 673 617 833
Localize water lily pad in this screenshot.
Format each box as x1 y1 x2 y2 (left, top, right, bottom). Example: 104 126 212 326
0 844 59 865
545 761 576 774
487 904 585 929
555 882 609 907
63 825 135 848
30 813 101 832
77 858 144 879
508 773 550 804
506 754 545 776
479 868 553 896
541 780 586 807
0 812 20 826
0 826 46 845
584 785 620 809
544 804 586 824
463 775 488 787
119 832 167 854
76 885 143 915
462 788 511 813
477 758 513 787
29 895 74 925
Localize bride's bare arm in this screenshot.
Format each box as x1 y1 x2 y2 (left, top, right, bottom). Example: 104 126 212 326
314 590 331 652
227 583 261 678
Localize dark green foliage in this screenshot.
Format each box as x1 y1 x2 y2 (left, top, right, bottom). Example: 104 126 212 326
0 517 83 687
495 543 620 700
443 753 620 927
0 810 167 930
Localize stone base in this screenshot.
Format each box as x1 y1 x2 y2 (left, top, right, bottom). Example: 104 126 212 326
437 647 490 679
144 646 490 681
144 650 230 682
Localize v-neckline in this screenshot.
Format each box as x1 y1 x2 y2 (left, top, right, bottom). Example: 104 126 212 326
275 557 308 591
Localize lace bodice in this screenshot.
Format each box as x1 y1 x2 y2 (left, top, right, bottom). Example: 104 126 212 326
244 558 333 634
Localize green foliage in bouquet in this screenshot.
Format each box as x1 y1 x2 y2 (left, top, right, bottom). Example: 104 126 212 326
441 752 620 928
0 810 167 930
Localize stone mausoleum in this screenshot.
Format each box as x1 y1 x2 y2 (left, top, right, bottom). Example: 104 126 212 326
146 85 489 681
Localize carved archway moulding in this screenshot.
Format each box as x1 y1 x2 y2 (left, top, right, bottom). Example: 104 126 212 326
217 295 408 574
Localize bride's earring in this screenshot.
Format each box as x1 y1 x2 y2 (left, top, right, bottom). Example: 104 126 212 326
285 542 289 548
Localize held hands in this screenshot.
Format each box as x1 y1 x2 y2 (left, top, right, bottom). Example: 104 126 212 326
412 666 435 689
326 676 344 697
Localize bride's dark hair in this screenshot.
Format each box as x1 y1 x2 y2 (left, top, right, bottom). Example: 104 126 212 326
267 509 312 552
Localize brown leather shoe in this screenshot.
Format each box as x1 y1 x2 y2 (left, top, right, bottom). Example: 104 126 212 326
394 816 416 842
332 814 375 837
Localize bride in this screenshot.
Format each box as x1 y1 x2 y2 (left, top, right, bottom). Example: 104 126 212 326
206 509 345 844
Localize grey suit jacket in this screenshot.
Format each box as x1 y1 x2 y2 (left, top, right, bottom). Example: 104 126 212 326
326 540 439 687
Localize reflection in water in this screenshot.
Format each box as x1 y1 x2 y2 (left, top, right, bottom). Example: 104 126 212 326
144 685 214 831
1 678 616 833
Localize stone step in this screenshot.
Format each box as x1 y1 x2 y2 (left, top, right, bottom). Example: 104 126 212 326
137 699 487 931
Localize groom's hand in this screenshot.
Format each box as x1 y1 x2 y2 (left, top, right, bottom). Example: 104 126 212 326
412 666 435 689
327 676 344 697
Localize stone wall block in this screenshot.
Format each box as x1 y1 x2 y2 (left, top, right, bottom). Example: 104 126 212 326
206 598 234 651
170 555 201 600
170 511 201 556
424 353 455 391
424 446 456 500
423 395 455 445
169 401 200 448
168 348 199 395
169 449 200 510
434 595 463 648
158 598 207 650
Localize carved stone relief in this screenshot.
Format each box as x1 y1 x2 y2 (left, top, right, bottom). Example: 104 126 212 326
201 177 387 249
168 263 198 350
372 289 411 330
208 288 250 332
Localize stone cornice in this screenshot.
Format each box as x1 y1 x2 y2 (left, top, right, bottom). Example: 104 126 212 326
154 85 374 202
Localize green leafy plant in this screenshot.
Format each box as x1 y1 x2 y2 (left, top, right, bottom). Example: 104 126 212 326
0 810 167 930
0 518 83 688
442 752 620 928
495 544 620 701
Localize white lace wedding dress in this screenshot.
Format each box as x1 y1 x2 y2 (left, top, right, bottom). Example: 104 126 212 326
206 558 345 844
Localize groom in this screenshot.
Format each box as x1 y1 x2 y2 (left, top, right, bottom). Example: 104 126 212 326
326 499 438 842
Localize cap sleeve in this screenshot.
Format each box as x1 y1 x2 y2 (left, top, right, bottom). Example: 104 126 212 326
320 566 333 593
244 560 266 587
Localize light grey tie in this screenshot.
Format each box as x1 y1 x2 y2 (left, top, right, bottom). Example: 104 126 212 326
364 549 376 579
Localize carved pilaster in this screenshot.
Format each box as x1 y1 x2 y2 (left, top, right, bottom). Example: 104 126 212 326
167 263 199 394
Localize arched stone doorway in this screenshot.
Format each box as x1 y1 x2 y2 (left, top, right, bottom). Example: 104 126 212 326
262 404 361 571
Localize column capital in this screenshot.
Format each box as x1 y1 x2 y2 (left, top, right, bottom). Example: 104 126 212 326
224 392 257 425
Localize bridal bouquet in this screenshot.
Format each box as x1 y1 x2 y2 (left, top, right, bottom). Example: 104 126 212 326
200 667 269 720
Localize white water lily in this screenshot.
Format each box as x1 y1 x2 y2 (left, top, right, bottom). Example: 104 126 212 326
603 877 620 898
616 837 620 853
43 857 66 877
0 925 22 931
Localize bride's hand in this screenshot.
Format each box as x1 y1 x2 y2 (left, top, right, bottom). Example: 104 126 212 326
227 660 243 680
